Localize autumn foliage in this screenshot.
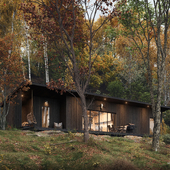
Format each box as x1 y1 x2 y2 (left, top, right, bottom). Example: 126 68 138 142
0 34 24 91
21 0 86 47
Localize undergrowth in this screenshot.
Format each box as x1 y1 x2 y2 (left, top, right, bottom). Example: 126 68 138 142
0 130 170 170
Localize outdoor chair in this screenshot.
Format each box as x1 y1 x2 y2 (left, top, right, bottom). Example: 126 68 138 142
127 123 135 133
112 125 118 132
118 125 128 133
54 122 62 129
107 125 111 132
27 112 37 127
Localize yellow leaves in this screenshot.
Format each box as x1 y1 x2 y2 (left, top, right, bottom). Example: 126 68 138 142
0 33 24 91
0 0 23 35
0 154 3 163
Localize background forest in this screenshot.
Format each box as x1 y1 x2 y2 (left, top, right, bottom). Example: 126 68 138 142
1 0 170 128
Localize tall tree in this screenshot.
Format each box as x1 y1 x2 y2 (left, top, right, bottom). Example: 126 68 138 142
119 0 170 151
21 0 119 142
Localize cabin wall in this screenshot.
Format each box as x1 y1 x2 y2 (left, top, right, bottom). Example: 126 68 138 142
87 99 152 134
22 99 32 123
33 95 60 128
60 96 66 129
7 90 22 128
66 96 82 130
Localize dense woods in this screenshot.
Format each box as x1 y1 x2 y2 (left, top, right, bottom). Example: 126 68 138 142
1 0 170 150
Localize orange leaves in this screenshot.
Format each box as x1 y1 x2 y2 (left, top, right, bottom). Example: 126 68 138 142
0 34 24 91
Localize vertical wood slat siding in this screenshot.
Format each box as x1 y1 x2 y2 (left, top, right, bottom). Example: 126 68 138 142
22 99 32 123
49 98 60 128
66 96 71 129
33 96 60 128
60 96 66 129
14 90 22 128
77 98 82 130
33 96 41 127
66 96 82 130
7 90 22 128
85 99 152 134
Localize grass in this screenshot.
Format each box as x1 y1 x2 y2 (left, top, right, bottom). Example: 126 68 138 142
0 130 170 170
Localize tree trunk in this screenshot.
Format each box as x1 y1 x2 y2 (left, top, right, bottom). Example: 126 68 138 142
80 94 89 142
27 35 31 81
20 53 26 79
1 115 6 130
24 21 31 81
43 37 49 83
152 114 161 151
1 85 7 130
152 34 164 151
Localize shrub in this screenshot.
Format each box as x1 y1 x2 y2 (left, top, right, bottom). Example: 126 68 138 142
87 137 97 147
44 144 52 155
160 119 168 135
162 134 170 144
68 131 75 140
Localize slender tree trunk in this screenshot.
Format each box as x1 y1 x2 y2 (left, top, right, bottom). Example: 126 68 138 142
74 68 89 142
128 52 132 99
12 11 16 33
2 85 7 130
80 93 89 142
20 54 26 79
164 71 167 106
27 36 31 81
152 107 161 151
43 37 49 83
24 21 31 81
1 115 6 130
152 33 165 151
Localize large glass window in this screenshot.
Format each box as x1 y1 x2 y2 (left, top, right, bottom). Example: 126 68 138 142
108 113 115 131
100 112 107 132
91 111 99 131
82 110 116 132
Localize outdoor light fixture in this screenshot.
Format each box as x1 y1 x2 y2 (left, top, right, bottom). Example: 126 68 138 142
104 98 106 101
100 103 104 110
21 94 24 97
125 102 128 104
147 105 149 108
44 101 48 106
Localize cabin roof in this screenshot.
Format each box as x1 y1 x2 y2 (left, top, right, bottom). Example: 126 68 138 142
0 82 170 112
30 83 170 112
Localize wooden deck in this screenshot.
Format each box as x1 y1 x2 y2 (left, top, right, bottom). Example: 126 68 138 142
21 126 151 137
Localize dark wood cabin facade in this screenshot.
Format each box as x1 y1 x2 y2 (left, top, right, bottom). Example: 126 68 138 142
5 83 170 135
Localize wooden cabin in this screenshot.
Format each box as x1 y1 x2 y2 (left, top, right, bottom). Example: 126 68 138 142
5 83 170 135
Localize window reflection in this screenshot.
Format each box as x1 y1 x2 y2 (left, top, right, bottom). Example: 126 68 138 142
100 112 107 131
82 110 116 132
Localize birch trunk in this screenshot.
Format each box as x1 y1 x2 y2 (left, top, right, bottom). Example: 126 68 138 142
27 36 31 81
12 11 16 33
43 37 49 83
20 53 26 79
152 29 165 151
25 21 31 81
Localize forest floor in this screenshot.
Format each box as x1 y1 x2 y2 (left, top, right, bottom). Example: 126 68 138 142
0 130 170 170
